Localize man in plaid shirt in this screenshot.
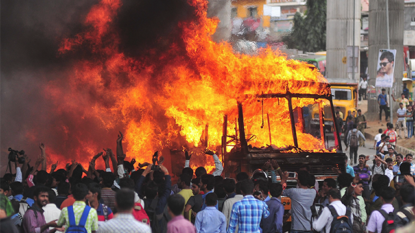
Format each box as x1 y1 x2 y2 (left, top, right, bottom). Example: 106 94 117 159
227 179 270 233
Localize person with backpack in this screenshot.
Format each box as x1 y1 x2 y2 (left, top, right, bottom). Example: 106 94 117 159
346 124 366 165
97 189 151 233
54 183 98 233
394 184 414 228
367 187 396 233
22 186 58 233
313 188 353 233
86 183 113 222
341 180 367 233
383 123 398 146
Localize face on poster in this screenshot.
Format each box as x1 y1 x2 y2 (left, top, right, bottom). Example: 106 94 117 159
375 49 396 88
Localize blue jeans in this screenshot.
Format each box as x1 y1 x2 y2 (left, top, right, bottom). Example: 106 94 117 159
407 121 414 138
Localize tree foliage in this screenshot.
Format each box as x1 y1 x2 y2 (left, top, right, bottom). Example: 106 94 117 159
282 0 327 52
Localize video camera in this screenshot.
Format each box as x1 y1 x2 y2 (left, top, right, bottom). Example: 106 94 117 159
8 148 25 164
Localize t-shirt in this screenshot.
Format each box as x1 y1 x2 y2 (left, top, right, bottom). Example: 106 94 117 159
406 110 413 122
177 189 193 217
282 188 316 231
360 80 368 89
397 108 407 121
353 166 371 186
374 133 382 143
385 169 393 185
101 188 116 213
378 94 388 105
384 129 397 143
186 194 203 224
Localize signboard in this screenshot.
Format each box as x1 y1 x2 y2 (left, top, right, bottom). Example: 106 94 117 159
404 31 415 46
375 49 396 88
263 5 281 17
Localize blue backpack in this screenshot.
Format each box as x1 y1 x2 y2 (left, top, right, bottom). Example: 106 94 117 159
66 205 91 233
328 205 353 233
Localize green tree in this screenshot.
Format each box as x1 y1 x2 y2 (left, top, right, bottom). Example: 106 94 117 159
283 0 326 52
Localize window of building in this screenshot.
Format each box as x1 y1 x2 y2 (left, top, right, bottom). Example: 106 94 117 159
231 7 237 19
247 7 258 17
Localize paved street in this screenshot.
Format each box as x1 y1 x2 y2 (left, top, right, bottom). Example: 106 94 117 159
340 139 376 167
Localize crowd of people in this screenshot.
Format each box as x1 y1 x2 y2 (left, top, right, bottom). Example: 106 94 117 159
1 131 415 233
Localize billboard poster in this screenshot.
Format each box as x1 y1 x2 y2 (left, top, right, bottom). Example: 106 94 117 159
375 49 396 88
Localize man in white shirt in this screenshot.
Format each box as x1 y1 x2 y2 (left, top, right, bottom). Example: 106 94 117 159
359 76 368 100
43 189 63 232
384 158 394 185
373 129 383 149
222 183 244 229
396 103 407 138
313 188 353 232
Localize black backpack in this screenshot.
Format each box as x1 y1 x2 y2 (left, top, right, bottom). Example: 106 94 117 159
393 207 415 229
379 209 397 233
328 205 353 233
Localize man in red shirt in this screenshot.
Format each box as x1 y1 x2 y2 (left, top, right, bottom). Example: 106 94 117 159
383 123 398 146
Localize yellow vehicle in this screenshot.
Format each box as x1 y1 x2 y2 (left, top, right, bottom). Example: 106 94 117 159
310 79 358 133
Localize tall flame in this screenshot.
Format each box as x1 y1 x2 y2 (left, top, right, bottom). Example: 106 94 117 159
44 0 331 172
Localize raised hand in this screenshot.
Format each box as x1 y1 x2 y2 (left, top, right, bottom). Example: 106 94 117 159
51 161 58 171
39 143 45 152
139 162 151 168
204 148 215 155
131 158 136 165
93 152 103 160
117 131 123 143
159 164 169 175
185 150 192 160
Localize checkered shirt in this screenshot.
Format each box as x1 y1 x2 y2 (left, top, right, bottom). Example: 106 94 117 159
227 195 270 233
57 201 98 233
97 213 151 233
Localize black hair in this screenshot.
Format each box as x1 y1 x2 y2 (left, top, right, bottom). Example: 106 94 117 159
378 129 383 133
359 154 366 158
223 179 236 193
153 169 165 182
299 165 310 171
235 182 242 194
337 173 353 189
297 170 310 187
406 154 413 159
381 134 386 139
236 172 249 182
35 170 49 186
0 182 10 193
327 188 341 200
119 178 135 190
382 88 386 91
201 174 215 190
81 177 94 186
48 188 57 203
88 182 102 200
252 172 266 181
324 178 337 189
205 193 218 206
400 162 411 175
357 109 361 112
51 172 65 184
240 179 254 195
72 183 88 201
58 182 70 195
256 180 268 194
182 167 193 177
380 187 395 203
214 183 226 198
400 185 415 204
352 124 357 129
10 182 23 195
167 194 185 216
101 172 115 188
195 167 207 178
380 51 394 62
269 183 282 198
116 188 135 211
214 176 224 185
397 154 403 159
33 186 50 199
145 181 158 199
385 158 393 163
130 170 143 185
192 178 200 187
3 174 14 183
180 173 192 187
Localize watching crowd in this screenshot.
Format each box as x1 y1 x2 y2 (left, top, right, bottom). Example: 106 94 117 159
1 132 415 233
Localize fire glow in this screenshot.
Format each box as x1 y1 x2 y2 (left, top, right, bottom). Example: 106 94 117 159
44 0 333 171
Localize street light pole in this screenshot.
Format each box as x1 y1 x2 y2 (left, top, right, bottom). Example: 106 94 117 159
352 0 356 83
386 0 393 123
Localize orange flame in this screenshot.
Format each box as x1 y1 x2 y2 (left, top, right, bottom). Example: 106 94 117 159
43 0 333 172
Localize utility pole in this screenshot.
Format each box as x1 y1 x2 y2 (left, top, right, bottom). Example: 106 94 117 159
352 0 356 82
386 0 393 123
